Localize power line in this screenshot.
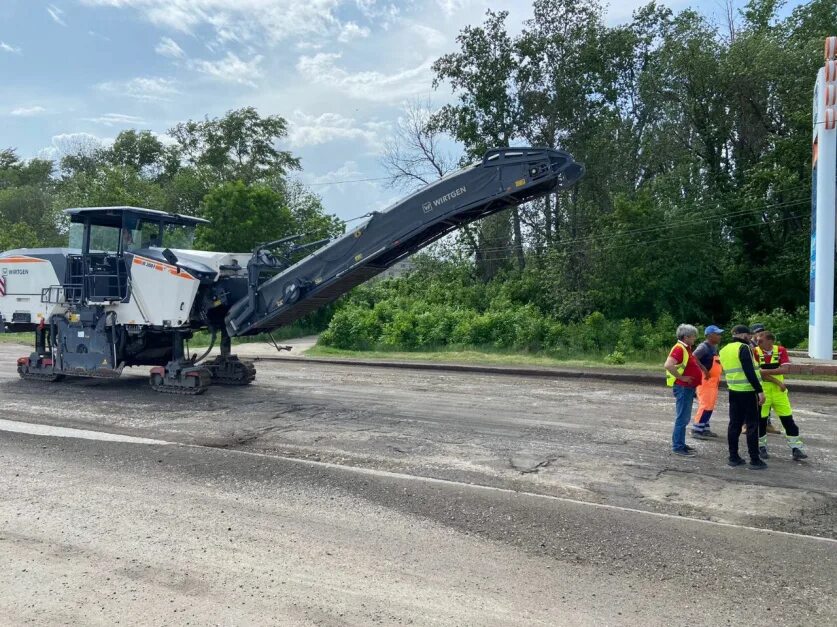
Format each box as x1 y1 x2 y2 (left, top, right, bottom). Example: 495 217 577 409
474 198 810 254
304 175 391 186
477 211 808 261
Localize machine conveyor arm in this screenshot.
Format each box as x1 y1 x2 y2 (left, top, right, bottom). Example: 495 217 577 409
225 147 584 337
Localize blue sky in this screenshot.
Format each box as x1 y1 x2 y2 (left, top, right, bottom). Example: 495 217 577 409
0 0 807 221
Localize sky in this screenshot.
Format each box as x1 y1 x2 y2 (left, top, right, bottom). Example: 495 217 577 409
0 0 807 222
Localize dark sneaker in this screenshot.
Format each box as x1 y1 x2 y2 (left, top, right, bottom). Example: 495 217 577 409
692 430 709 439
673 448 695 457
702 429 719 438
683 445 697 453
758 446 770 459
727 457 746 467
792 448 808 461
748 459 768 470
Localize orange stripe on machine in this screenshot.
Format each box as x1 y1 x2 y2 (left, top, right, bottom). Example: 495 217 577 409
0 256 48 263
132 256 195 281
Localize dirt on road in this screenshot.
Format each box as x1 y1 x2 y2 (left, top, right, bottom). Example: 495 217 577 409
1 342 835 538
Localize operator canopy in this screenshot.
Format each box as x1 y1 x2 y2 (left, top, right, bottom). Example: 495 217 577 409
64 206 209 254
64 206 209 228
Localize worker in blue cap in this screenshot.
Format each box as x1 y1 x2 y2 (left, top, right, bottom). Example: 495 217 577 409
691 325 724 438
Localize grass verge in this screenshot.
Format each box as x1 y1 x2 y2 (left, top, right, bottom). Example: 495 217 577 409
306 345 662 371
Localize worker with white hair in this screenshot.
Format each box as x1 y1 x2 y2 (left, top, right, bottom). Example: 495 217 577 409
664 323 705 456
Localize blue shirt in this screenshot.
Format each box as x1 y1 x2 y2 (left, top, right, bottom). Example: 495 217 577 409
692 340 717 371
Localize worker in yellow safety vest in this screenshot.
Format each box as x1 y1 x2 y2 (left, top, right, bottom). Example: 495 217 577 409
718 325 767 469
754 333 807 461
664 324 706 456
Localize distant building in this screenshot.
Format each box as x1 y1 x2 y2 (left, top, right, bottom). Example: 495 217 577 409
375 259 415 280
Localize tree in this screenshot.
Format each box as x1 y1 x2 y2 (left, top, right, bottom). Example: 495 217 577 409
431 10 527 276
382 99 459 191
105 130 171 177
196 181 294 252
169 107 300 186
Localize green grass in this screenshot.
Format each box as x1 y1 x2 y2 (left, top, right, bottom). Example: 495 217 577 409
0 332 31 344
305 344 837 382
189 322 320 347
306 344 663 371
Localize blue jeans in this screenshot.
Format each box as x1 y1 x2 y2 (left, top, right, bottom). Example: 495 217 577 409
672 385 696 451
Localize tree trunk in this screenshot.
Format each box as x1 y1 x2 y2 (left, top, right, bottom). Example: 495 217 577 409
512 207 525 270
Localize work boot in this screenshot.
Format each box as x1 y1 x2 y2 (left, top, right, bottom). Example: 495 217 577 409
792 448 808 461
758 446 770 459
672 447 695 457
766 422 781 435
727 456 746 467
748 459 768 470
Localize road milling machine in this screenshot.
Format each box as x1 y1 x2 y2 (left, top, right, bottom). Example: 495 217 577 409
0 147 583 394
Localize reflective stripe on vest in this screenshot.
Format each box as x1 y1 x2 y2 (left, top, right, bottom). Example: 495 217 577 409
666 341 690 387
754 346 784 383
719 341 762 392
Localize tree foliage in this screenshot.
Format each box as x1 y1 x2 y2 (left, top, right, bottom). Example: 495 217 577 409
0 108 340 256
416 0 836 323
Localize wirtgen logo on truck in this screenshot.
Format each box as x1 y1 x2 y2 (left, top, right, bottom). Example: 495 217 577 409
422 186 467 213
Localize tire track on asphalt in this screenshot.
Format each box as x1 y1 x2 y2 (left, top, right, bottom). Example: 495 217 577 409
1 415 835 545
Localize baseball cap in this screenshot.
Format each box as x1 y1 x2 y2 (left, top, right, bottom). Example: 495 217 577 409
750 323 765 333
731 324 751 335
704 325 724 335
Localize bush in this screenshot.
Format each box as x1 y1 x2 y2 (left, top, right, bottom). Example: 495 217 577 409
604 351 627 365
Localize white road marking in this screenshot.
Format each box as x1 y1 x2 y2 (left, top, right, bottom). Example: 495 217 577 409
0 417 834 545
0 418 172 446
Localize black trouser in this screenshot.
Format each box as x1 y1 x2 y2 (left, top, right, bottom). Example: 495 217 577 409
728 391 761 462
758 415 800 438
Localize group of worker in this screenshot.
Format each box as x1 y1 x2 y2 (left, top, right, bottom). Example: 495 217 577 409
665 323 807 469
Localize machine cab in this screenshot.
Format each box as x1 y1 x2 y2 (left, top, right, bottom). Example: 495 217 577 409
62 206 208 304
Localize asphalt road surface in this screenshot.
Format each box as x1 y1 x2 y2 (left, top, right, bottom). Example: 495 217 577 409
0 343 835 625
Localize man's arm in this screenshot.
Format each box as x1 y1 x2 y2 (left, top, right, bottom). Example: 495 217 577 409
739 344 764 395
692 344 711 377
664 348 693 384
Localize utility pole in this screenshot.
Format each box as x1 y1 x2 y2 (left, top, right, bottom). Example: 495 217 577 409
809 36 837 360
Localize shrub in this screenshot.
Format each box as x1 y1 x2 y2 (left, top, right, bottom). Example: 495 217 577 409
604 351 627 365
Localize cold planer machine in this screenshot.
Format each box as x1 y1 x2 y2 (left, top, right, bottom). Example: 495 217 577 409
0 147 583 394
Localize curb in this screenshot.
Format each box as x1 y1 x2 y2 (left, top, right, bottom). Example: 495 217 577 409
247 355 837 395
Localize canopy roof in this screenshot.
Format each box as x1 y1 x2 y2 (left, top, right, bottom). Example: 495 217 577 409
64 206 209 227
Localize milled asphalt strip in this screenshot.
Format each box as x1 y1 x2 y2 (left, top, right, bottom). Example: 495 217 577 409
1 417 835 545
250 355 837 394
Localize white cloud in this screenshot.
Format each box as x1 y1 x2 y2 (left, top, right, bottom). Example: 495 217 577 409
47 4 67 26
155 36 185 59
188 52 263 86
10 106 47 117
39 132 112 161
435 0 469 16
338 21 371 43
288 111 388 149
83 113 146 126
80 0 345 44
0 41 22 54
296 52 433 102
96 77 181 101
408 23 446 49
300 160 380 190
